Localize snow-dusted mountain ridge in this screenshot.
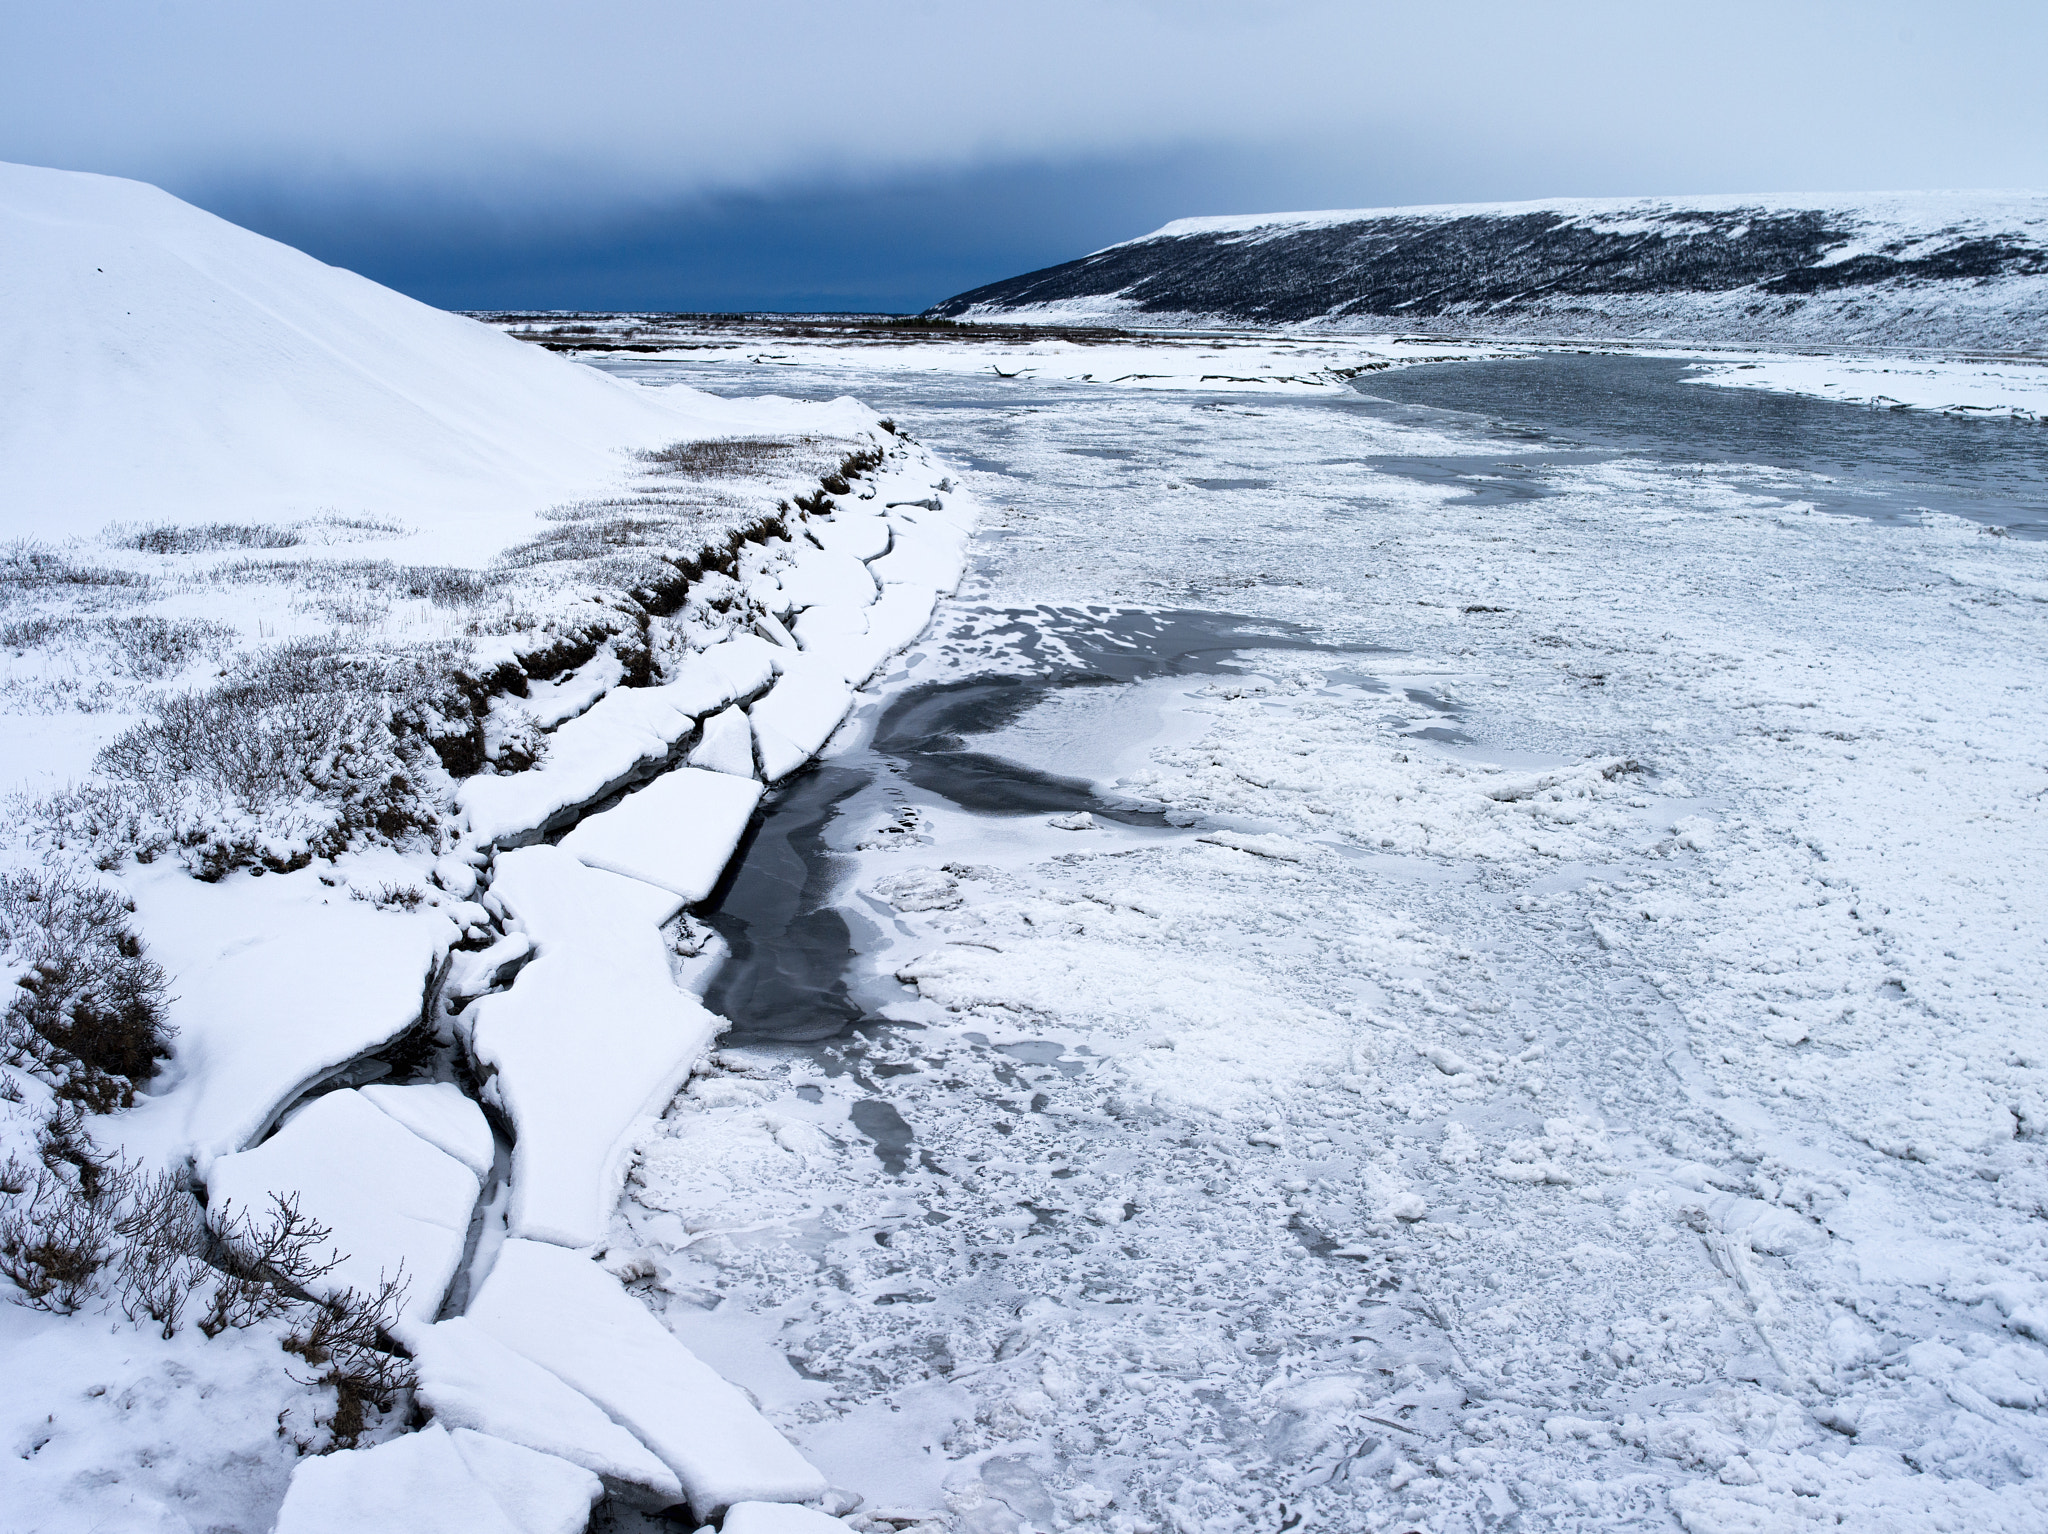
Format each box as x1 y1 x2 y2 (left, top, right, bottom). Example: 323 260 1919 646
930 192 2048 349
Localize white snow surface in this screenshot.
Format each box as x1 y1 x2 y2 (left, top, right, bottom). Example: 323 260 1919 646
466 1239 828 1518
409 1316 685 1500
1687 353 2048 421
0 161 882 552
557 766 763 905
750 653 858 782
689 703 761 777
205 1087 480 1326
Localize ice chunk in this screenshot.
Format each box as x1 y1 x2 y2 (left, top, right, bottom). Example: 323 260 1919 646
469 1239 827 1519
793 602 870 651
724 1503 855 1534
360 1082 495 1180
750 654 856 782
119 860 451 1172
274 1423 521 1534
558 767 763 905
808 512 891 560
467 847 722 1248
870 519 966 590
689 704 758 778
449 1429 604 1534
411 1317 684 1501
205 1089 479 1326
775 548 877 611
460 636 778 848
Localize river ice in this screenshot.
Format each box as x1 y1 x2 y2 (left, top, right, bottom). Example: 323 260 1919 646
600 352 2048 1532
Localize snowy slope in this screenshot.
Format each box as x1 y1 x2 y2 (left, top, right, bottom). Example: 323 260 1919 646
0 161 705 547
930 191 2048 349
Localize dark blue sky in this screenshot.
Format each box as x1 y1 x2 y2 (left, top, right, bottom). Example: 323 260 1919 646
198 148 1341 314
7 1 2045 314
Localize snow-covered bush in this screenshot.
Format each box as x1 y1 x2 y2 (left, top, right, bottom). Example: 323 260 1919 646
46 640 480 879
634 436 798 478
0 866 172 1110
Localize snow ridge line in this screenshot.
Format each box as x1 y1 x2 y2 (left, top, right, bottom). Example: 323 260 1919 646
267 431 974 1530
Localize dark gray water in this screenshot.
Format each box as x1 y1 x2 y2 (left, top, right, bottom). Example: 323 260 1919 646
700 607 1369 1045
1353 354 2048 536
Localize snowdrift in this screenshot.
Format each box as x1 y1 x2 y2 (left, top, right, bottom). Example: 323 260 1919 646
930 191 2048 350
0 161 703 544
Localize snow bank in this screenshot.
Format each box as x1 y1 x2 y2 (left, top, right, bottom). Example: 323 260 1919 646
724 1503 857 1534
274 1422 597 1534
466 846 721 1248
558 765 762 904
459 636 778 848
205 1088 479 1325
410 1317 684 1501
468 1239 826 1518
117 859 453 1172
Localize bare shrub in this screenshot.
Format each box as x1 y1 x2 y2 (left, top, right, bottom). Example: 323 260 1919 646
204 1192 414 1448
0 540 150 594
0 615 236 680
72 641 459 878
206 557 494 608
0 866 173 1108
634 437 798 479
0 1154 122 1313
112 522 303 555
349 881 426 912
501 516 711 567
114 1168 205 1338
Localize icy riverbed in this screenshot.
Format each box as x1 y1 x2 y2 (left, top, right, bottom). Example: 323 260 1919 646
586 348 2048 1533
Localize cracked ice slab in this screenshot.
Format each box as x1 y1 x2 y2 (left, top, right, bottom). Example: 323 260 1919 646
459 635 778 848
274 1421 598 1534
360 1081 495 1179
468 1239 827 1520
117 860 452 1174
557 766 763 905
467 846 720 1249
749 652 856 782
204 1088 480 1327
410 1317 685 1503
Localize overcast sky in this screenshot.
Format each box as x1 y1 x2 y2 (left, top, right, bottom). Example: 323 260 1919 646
6 1 2045 310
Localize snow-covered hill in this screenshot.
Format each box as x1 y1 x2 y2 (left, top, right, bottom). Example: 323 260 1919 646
0 161 724 551
930 192 2048 350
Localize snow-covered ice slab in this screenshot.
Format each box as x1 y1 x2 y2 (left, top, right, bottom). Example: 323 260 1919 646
557 766 762 905
469 1239 827 1519
869 518 966 590
467 846 722 1248
774 548 877 611
119 861 451 1172
724 1503 856 1534
411 1317 684 1502
808 512 891 560
360 1081 495 1179
449 1428 606 1534
205 1089 479 1326
274 1422 597 1534
688 703 757 778
750 654 856 782
792 601 870 652
459 636 777 847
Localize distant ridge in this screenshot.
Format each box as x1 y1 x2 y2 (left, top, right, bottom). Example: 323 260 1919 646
929 193 2048 350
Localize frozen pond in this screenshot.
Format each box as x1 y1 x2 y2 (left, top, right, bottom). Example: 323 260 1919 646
590 346 2048 1533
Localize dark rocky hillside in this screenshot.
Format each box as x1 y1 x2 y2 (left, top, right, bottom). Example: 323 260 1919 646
929 196 2048 350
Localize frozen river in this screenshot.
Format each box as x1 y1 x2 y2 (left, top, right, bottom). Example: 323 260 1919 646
592 349 2048 1534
